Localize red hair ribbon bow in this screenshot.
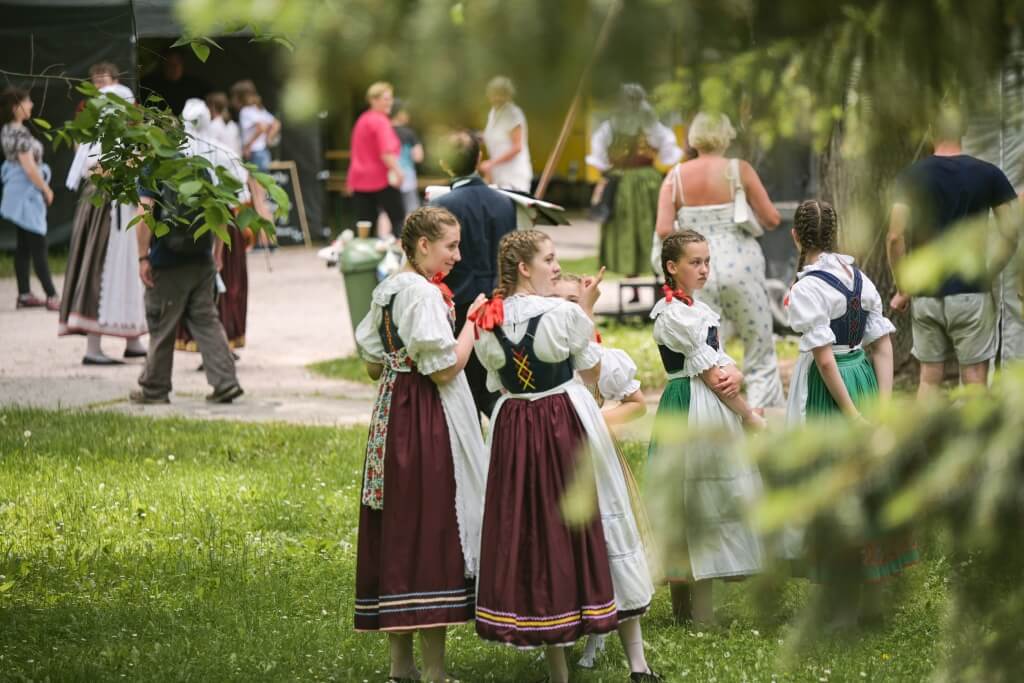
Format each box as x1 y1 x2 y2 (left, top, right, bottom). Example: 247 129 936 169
469 295 505 334
430 272 454 305
661 284 693 306
594 330 603 344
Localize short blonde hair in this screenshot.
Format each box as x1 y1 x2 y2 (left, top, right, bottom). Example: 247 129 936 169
366 81 393 103
687 112 737 154
486 76 516 100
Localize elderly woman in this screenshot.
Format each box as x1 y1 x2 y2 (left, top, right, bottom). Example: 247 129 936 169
480 76 533 192
654 112 784 410
1 87 59 310
347 81 406 236
587 83 683 277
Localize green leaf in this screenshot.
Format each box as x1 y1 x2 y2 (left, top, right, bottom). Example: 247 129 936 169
32 118 51 130
178 180 203 197
235 206 259 229
76 81 100 97
170 35 193 48
191 42 211 63
0 581 14 593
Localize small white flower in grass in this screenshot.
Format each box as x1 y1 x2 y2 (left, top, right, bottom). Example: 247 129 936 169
751 629 760 636
167 454 175 462
861 673 867 678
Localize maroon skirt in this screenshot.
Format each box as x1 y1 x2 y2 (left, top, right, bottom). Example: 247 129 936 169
176 225 248 351
476 393 618 648
354 371 474 631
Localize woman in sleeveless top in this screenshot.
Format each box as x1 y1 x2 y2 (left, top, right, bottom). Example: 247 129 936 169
784 200 918 622
654 112 784 411
587 84 682 277
472 230 660 682
648 230 765 625
353 207 489 683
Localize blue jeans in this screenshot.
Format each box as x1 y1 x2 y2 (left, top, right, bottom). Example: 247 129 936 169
248 148 271 172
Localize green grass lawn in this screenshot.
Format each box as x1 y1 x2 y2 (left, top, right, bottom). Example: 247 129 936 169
308 355 375 384
0 247 68 280
0 407 945 681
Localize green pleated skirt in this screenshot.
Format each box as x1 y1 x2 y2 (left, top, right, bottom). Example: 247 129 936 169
804 349 919 581
647 377 690 461
600 166 663 275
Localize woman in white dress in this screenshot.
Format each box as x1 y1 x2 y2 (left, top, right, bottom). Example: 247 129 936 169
648 230 765 625
480 76 533 192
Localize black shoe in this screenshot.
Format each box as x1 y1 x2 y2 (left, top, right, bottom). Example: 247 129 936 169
123 349 147 359
206 384 244 403
129 389 170 405
630 670 662 682
83 355 125 366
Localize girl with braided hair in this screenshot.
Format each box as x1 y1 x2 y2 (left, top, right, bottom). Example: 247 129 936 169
648 229 766 624
783 200 917 603
352 206 489 682
472 230 660 682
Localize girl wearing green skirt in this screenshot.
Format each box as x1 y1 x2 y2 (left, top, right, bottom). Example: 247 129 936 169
649 230 766 625
784 200 918 620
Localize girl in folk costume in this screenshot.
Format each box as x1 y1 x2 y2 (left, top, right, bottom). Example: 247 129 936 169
553 272 654 671
59 63 148 363
648 230 765 625
353 206 489 683
784 200 918 616
472 231 660 683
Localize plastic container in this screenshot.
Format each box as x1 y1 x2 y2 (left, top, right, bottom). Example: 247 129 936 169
340 222 384 334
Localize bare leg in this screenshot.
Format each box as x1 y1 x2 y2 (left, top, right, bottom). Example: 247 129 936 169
419 627 446 682
617 618 650 674
917 361 945 397
545 646 569 683
691 580 715 625
960 361 988 387
388 632 417 679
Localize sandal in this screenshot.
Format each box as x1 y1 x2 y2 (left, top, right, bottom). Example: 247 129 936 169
630 670 663 682
16 293 45 308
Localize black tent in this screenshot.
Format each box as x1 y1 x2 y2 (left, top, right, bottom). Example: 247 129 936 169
0 0 324 249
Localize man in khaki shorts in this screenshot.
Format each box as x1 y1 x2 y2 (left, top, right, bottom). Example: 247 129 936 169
888 106 1019 395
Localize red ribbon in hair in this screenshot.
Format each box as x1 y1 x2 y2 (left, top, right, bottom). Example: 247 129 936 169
430 272 454 305
662 284 694 306
469 295 505 334
594 330 603 344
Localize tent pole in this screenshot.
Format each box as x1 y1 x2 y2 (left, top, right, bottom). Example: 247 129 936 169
535 0 622 200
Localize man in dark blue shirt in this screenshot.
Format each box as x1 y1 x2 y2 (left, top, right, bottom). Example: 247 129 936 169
431 130 517 417
888 105 1019 395
131 175 243 405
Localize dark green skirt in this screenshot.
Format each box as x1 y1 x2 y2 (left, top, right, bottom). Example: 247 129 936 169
600 166 663 275
647 377 690 461
805 349 919 581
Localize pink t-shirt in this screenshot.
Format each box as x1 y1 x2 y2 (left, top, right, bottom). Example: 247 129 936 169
347 109 401 192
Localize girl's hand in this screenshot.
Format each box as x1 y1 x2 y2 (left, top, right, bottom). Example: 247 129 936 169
580 267 606 313
743 412 767 431
42 186 54 206
466 293 488 320
712 366 742 399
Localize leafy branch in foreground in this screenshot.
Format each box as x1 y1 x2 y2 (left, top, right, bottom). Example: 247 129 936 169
644 365 1024 681
46 81 289 246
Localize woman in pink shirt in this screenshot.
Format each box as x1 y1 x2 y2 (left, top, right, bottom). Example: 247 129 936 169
347 82 407 236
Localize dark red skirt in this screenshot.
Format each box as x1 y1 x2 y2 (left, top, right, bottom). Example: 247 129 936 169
476 393 618 648
176 225 248 350
354 371 474 631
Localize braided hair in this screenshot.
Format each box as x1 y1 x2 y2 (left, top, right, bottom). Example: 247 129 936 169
493 229 551 298
792 199 838 272
660 229 708 290
400 206 460 276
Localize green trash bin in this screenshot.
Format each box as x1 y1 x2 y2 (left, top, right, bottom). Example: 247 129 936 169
340 237 384 334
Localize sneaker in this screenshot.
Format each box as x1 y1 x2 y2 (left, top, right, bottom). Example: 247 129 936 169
16 293 45 308
206 384 244 403
129 389 170 404
630 670 663 682
45 296 60 312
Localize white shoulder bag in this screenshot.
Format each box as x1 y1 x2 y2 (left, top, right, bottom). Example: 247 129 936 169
729 158 764 238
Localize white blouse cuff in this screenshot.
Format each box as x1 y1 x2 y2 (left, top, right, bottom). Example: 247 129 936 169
798 326 838 352
356 343 383 365
681 345 721 377
415 349 458 376
862 314 896 347
572 341 602 371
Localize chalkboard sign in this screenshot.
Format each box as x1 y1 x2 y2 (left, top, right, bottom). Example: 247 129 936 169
267 161 311 246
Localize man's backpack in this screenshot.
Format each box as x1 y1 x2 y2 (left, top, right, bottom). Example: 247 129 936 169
154 179 213 255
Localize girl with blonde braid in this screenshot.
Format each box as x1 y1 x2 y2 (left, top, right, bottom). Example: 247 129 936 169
472 230 660 683
353 206 489 683
648 230 765 625
784 200 917 616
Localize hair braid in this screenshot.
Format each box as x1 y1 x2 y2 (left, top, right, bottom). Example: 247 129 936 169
793 199 838 272
494 229 550 298
399 206 460 277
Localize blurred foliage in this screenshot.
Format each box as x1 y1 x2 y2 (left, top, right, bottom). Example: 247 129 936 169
44 82 287 245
